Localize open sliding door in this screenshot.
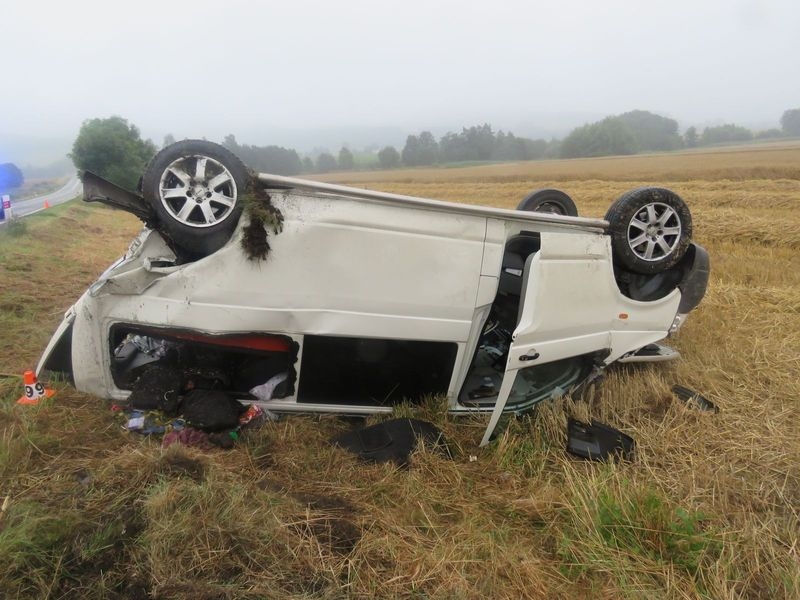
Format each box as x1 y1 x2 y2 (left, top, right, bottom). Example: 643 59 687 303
480 232 616 446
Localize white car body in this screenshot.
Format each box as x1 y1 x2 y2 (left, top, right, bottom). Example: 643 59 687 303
38 175 707 445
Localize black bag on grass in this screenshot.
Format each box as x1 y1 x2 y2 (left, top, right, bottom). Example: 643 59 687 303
128 365 183 411
180 389 247 432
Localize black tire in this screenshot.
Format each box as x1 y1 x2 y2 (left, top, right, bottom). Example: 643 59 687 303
517 189 578 216
141 140 248 256
605 187 692 275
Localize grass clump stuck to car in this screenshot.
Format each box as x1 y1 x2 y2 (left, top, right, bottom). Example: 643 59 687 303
240 173 285 261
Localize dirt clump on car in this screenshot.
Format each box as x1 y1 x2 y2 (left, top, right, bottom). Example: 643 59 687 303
241 173 284 261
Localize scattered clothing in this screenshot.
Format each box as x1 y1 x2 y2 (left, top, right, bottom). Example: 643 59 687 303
249 372 289 401
124 409 185 436
163 427 214 450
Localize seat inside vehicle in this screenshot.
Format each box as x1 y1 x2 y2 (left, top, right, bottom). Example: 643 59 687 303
498 232 541 297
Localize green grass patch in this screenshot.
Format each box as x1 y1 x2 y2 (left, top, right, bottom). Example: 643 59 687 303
558 478 721 592
2 218 27 237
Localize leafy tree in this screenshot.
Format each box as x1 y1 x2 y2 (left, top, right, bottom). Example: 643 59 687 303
439 131 469 162
684 126 698 148
464 124 495 160
561 118 637 158
417 131 439 165
402 131 438 166
440 124 498 162
301 156 314 172
70 116 157 190
780 108 800 136
491 131 520 161
616 110 682 151
700 124 753 145
377 146 400 169
560 110 683 158
418 123 553 164
163 133 176 148
222 135 302 175
493 131 546 161
315 152 338 173
338 147 355 170
0 163 24 191
401 134 420 166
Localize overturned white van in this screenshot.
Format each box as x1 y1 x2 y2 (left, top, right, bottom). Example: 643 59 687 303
38 140 708 445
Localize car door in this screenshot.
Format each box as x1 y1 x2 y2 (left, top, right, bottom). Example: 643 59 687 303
480 231 616 445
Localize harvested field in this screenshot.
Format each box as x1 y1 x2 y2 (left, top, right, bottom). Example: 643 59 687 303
1 144 798 599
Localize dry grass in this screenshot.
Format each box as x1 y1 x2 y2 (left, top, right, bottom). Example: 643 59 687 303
318 141 800 185
1 145 798 598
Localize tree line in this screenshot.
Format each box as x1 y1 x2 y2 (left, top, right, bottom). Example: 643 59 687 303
66 108 800 189
217 124 556 174
560 109 800 158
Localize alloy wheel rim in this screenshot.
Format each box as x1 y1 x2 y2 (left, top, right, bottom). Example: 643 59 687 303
626 202 682 261
158 155 237 228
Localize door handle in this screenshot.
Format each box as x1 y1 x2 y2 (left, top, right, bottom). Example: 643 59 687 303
520 352 540 362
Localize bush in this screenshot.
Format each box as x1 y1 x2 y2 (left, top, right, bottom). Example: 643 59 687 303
70 116 156 191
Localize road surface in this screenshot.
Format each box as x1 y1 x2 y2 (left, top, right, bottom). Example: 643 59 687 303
0 177 83 224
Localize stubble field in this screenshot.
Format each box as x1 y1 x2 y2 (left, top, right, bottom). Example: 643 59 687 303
1 143 798 599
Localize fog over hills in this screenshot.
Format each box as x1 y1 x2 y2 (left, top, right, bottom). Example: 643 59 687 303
4 0 798 168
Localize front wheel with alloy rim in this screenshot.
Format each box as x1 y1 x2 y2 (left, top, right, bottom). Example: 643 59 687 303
605 187 692 275
141 140 248 257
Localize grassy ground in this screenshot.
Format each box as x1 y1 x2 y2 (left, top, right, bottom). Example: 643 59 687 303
0 145 798 599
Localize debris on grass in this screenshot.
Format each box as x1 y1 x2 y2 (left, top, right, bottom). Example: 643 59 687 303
672 384 720 413
566 418 635 462
331 417 450 467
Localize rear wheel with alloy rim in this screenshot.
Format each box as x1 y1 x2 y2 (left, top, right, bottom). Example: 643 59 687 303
605 187 692 274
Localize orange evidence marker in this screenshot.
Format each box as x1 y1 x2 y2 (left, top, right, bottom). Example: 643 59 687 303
16 370 56 405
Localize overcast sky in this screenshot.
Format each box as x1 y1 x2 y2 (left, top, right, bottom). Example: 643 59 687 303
3 0 799 162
